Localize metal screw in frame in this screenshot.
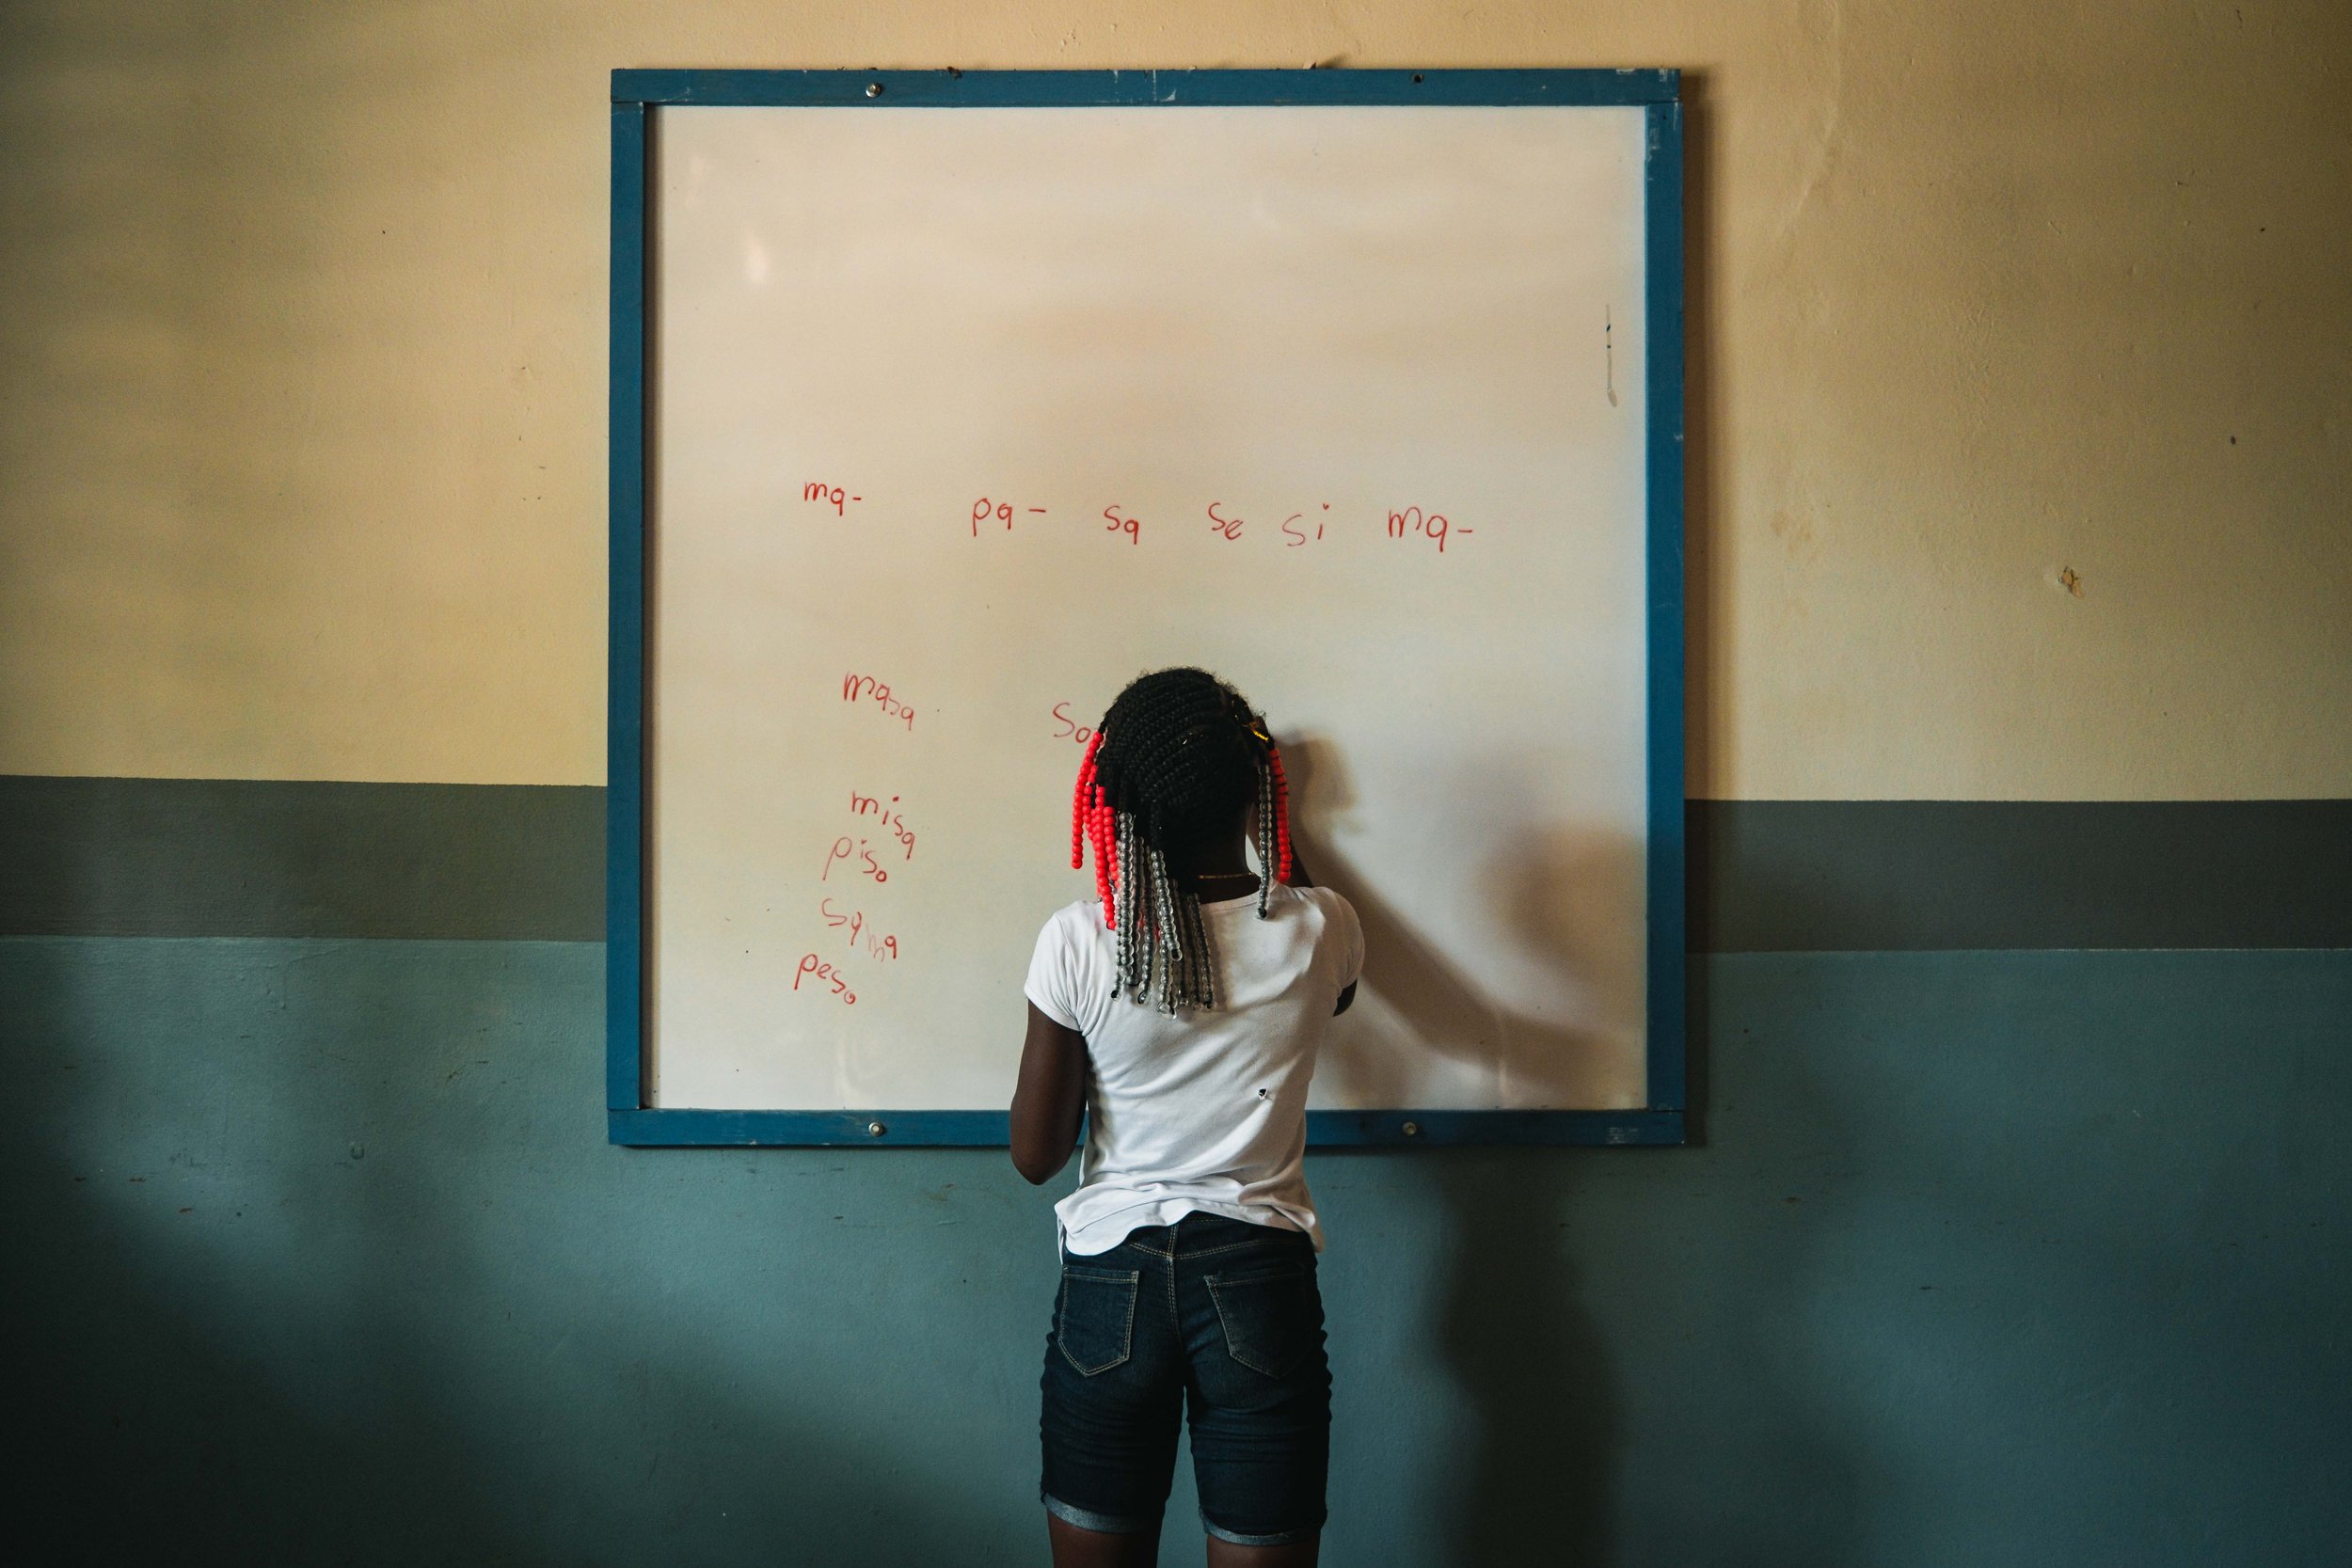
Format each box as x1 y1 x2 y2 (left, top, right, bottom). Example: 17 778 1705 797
866 83 883 98
1401 1121 1421 1138
867 1121 887 1137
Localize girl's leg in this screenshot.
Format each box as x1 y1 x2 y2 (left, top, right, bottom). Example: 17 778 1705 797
1204 1533 1319 1567
1174 1225 1332 1562
1042 1239 1185 1566
1048 1512 1162 1568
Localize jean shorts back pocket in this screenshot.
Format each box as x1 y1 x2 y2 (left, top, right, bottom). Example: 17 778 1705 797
1057 1266 1140 1375
1207 1264 1320 1379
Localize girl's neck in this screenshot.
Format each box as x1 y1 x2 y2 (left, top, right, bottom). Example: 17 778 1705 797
1172 832 1257 897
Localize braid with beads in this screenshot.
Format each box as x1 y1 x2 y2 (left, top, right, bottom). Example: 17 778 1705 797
1068 668 1296 1013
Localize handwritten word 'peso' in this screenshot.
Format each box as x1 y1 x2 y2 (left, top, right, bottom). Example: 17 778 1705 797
793 954 858 1005
843 673 914 731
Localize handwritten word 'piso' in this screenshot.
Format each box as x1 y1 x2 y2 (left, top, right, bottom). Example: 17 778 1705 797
821 835 892 885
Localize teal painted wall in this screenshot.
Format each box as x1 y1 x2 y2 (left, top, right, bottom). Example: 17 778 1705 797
9 937 2347 1565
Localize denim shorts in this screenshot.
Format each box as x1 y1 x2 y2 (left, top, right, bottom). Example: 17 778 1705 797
1040 1212 1331 1547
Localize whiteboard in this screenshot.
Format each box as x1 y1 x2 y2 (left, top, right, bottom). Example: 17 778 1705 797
608 71 1686 1146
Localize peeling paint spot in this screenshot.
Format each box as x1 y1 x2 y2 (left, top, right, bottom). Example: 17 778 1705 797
2058 567 2085 597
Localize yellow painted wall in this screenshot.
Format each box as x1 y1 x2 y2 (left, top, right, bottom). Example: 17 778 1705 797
1 2 2344 799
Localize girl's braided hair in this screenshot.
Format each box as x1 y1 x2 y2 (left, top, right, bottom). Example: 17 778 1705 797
1070 668 1295 1013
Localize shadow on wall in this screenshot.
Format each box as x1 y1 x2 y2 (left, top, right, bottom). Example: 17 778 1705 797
1422 1149 1621 1567
1281 738 1642 1112
1272 100 1871 1541
5 946 564 1563
1273 735 1644 1563
1290 786 1645 1562
1396 969 1866 1566
0 939 1035 1567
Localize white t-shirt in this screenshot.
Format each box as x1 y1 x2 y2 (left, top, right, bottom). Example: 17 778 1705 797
1024 881 1364 1256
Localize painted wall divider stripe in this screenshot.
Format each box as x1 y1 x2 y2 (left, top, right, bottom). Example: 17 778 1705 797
1687 799 2352 952
6 777 2346 950
0 776 606 942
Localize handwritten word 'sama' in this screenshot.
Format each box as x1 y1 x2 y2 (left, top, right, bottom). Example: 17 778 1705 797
820 897 900 961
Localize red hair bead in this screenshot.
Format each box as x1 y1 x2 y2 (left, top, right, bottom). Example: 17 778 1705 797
1267 742 1295 883
1096 801 1120 898
1070 734 1104 869
1096 799 1118 927
1073 752 1120 925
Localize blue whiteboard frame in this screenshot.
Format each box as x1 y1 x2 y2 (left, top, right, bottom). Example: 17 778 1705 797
608 68 1686 1148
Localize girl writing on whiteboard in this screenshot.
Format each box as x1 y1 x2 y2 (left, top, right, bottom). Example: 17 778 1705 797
1011 667 1362 1568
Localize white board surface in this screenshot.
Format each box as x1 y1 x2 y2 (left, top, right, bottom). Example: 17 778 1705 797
647 103 1651 1113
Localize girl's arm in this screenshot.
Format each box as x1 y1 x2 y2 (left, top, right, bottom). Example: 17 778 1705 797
1009 1004 1089 1183
1283 839 1358 1016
